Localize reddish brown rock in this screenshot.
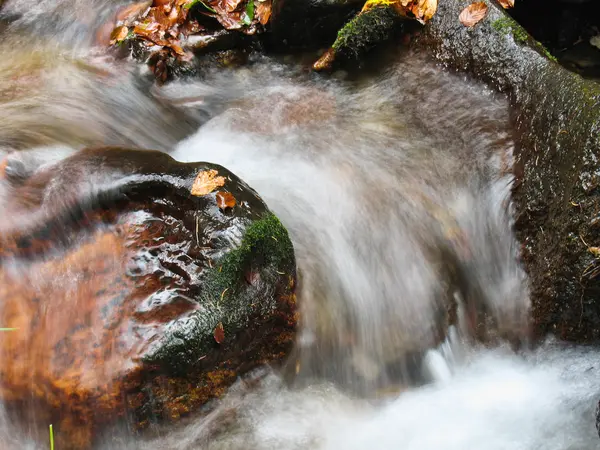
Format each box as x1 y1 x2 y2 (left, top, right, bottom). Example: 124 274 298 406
0 147 297 449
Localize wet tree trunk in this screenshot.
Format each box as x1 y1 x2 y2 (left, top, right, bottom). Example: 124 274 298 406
415 0 600 343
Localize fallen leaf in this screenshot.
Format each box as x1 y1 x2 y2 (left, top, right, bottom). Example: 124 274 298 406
459 2 488 27
216 191 236 209
255 0 271 25
224 0 244 13
362 0 437 24
589 247 600 258
191 169 226 196
110 25 130 44
497 0 514 9
313 48 336 71
214 322 225 343
245 270 260 285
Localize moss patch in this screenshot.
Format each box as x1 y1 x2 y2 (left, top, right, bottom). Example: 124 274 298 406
491 17 529 44
332 6 401 59
492 17 557 62
201 213 294 304
142 213 295 371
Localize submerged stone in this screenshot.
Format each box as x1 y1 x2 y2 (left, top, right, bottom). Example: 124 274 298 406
0 147 297 449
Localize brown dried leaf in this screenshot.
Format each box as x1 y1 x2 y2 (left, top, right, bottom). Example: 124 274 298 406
223 0 244 13
245 270 260 286
109 25 129 44
214 322 225 343
313 48 336 72
255 0 272 25
216 191 236 209
497 0 514 9
459 2 488 27
191 169 226 196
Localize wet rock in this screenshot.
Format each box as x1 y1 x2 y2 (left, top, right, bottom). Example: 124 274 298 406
414 1 600 342
0 147 297 449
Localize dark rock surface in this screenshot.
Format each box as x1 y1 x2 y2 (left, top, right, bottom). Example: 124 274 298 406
415 0 600 343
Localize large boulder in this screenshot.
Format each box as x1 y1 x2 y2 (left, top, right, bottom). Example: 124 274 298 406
414 0 600 343
0 147 297 449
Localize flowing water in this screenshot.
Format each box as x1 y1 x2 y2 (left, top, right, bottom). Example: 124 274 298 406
0 1 599 448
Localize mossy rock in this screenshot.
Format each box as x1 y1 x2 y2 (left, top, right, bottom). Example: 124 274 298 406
0 147 297 449
415 0 600 343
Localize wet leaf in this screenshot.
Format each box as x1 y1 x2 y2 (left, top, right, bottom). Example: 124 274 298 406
362 0 437 24
216 191 236 209
214 322 225 343
191 169 226 196
225 0 244 13
589 247 600 258
459 2 488 27
110 25 130 44
245 270 260 285
497 0 514 9
255 0 271 25
313 48 336 71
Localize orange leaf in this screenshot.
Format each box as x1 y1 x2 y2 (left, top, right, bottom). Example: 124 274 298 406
224 0 244 13
459 2 488 27
216 191 236 209
497 0 514 9
191 169 226 196
313 48 336 72
214 322 225 343
362 0 437 24
256 0 272 25
110 25 129 44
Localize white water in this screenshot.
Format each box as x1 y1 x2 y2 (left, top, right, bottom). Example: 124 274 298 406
130 339 599 450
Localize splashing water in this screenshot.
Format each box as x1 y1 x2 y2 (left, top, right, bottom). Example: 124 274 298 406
170 54 529 390
0 0 598 446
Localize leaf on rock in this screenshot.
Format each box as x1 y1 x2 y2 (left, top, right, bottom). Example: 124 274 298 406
255 0 271 25
225 0 244 13
459 2 488 27
214 322 225 343
361 0 437 24
110 25 130 44
497 0 514 9
191 169 226 196
216 191 236 209
313 48 336 71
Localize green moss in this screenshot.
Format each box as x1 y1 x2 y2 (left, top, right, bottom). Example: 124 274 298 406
491 17 528 44
332 6 400 58
143 213 295 372
492 17 557 61
201 212 294 304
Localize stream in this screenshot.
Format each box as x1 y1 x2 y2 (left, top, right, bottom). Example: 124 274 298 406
0 0 599 448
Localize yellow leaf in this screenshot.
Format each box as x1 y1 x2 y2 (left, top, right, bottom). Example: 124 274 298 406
109 25 129 45
191 169 226 196
459 2 488 28
589 247 600 258
362 0 437 24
